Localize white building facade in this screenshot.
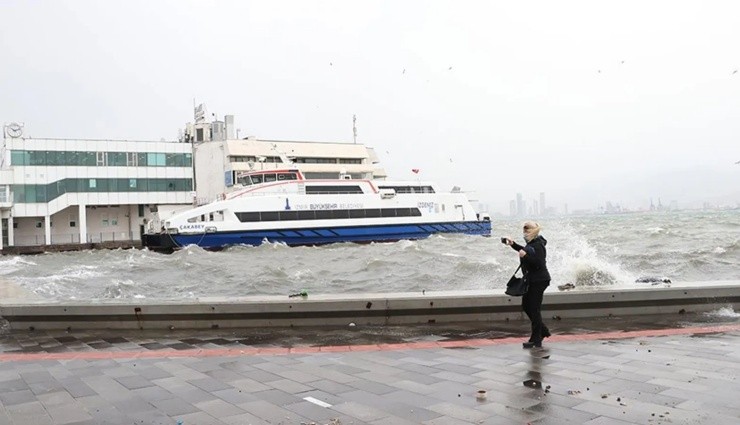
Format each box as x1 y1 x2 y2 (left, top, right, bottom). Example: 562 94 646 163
1 124 194 250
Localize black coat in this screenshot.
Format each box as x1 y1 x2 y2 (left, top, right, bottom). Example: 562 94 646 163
511 236 551 283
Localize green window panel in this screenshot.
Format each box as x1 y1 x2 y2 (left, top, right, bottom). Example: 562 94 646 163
10 178 193 203
8 150 192 167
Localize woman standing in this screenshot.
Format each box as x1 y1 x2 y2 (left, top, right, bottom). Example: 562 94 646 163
504 221 552 348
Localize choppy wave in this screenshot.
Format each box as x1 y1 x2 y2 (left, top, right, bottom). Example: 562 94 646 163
0 256 38 275
2 210 738 300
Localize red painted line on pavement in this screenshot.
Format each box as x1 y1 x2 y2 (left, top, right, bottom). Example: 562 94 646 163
1 324 739 362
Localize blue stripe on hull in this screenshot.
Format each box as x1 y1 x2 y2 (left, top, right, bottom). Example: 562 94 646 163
171 221 491 249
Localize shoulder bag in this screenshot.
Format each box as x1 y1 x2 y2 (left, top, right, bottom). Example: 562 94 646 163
505 265 528 296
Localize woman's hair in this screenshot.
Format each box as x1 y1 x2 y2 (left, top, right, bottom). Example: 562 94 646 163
523 221 541 242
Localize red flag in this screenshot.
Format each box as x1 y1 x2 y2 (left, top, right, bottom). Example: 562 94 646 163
411 168 419 174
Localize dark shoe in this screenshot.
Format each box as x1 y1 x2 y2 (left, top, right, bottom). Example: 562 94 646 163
542 329 551 338
523 341 542 349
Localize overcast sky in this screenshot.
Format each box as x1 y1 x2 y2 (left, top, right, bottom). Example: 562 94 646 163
1 0 739 213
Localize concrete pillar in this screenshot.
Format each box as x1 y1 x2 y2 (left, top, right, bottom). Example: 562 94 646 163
0 217 4 251
79 204 87 244
7 215 13 247
44 214 51 245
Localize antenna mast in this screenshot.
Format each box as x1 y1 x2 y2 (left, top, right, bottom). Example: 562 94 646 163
352 114 357 144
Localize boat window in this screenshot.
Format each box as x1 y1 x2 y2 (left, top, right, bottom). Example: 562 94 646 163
297 210 315 220
332 210 350 219
378 185 435 194
251 175 263 184
277 173 298 181
234 208 422 222
237 176 253 186
306 185 363 194
260 211 279 221
264 174 277 183
235 212 260 222
279 211 298 221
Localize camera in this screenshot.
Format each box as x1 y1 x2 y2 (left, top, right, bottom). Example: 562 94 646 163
500 237 507 244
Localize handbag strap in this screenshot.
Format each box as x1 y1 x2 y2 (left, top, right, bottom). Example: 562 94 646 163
511 265 521 277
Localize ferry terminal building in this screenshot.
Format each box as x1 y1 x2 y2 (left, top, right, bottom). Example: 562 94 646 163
0 111 387 252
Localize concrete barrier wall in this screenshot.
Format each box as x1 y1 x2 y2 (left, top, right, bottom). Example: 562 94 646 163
1 283 738 330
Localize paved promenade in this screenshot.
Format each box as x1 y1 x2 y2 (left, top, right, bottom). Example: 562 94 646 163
1 318 739 424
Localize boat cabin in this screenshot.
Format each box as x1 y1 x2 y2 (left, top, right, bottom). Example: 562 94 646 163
236 169 303 186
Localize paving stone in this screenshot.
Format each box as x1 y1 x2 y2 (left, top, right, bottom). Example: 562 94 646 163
37 390 75 407
194 398 246 418
265 378 313 394
0 389 36 406
221 411 269 425
230 377 272 393
249 388 302 406
173 411 227 424
345 378 399 395
236 400 310 423
188 376 233 392
330 401 390 422
0 378 30 397
150 397 200 416
4 401 54 425
369 415 420 425
58 377 98 398
210 388 259 405
114 375 154 390
305 378 356 395
131 385 175 402
46 402 94 424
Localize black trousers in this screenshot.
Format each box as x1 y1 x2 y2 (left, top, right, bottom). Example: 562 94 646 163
522 280 550 343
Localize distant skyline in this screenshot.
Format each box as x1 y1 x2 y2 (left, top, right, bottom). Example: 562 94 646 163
1 0 738 211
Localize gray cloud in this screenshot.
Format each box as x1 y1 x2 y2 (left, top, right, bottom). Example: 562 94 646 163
1 0 738 212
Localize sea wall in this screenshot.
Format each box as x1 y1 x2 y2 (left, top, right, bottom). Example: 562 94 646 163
1 282 738 330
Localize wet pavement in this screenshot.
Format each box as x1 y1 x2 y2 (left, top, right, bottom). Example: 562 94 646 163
0 314 739 424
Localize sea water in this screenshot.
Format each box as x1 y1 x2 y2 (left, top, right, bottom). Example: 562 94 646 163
1 210 737 301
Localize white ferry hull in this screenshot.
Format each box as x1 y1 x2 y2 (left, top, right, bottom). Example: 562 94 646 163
142 170 491 252
143 219 490 251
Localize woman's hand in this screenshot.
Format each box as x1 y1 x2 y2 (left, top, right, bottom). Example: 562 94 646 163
505 237 513 246
518 249 527 258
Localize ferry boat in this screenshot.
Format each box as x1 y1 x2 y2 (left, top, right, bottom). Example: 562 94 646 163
142 168 491 251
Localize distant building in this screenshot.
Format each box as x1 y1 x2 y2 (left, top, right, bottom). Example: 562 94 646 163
509 200 516 217
516 193 524 217
539 192 546 215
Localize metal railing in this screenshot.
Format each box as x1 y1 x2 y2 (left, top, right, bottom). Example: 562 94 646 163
12 232 137 246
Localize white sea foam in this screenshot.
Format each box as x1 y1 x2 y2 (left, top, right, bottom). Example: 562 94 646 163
712 247 726 254
0 256 37 275
648 227 666 235
704 307 740 318
551 225 635 287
